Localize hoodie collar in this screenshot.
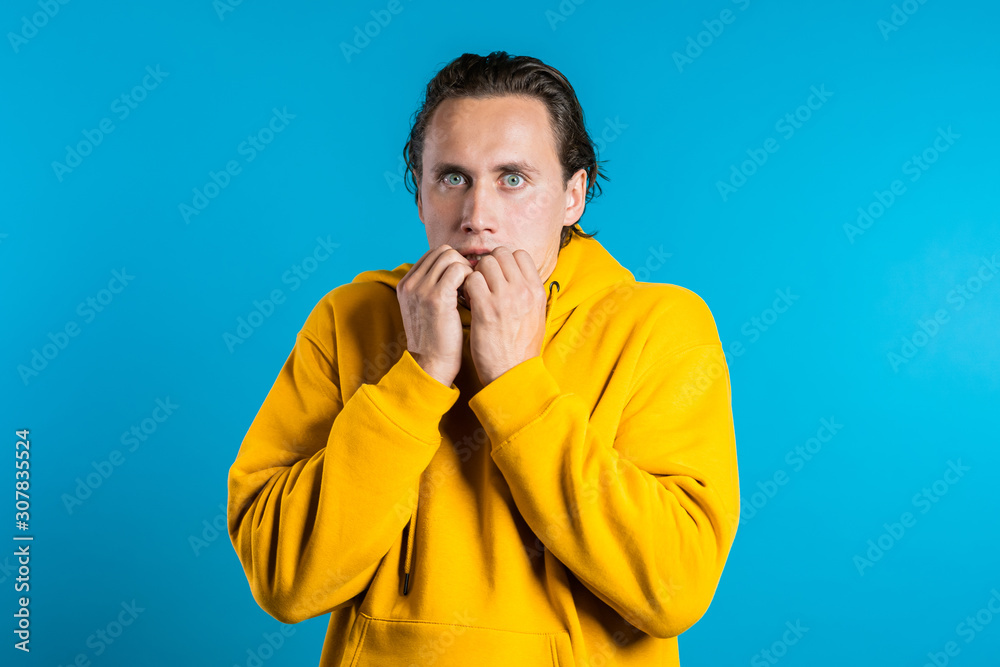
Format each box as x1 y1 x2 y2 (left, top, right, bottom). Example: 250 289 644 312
352 235 636 329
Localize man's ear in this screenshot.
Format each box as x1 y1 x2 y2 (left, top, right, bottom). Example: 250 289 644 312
563 168 588 227
414 171 424 223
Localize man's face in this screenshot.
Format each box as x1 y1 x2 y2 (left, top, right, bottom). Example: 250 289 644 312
415 94 588 284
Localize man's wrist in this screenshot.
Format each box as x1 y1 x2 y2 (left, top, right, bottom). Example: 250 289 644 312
411 353 453 387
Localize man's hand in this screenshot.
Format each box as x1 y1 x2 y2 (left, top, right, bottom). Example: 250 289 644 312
463 246 547 386
397 244 474 387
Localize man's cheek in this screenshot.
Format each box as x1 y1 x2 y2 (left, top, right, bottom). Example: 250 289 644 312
521 191 553 219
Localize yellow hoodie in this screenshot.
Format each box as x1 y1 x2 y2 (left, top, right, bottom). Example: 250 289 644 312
227 234 740 666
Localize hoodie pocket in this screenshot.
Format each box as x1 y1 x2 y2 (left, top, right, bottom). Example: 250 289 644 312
348 613 573 667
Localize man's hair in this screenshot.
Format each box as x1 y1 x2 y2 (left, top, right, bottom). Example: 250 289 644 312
402 51 608 250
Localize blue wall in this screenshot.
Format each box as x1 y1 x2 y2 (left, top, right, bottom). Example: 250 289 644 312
3 0 998 665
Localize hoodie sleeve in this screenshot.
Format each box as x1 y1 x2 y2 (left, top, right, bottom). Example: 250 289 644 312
467 298 740 640
227 298 461 624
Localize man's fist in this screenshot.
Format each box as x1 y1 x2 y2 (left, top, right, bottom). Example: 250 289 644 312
397 245 473 387
462 246 547 386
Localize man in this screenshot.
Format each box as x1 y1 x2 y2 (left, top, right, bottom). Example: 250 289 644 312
228 51 740 666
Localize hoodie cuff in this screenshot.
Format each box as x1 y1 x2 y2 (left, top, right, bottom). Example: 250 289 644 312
361 349 461 445
467 355 563 450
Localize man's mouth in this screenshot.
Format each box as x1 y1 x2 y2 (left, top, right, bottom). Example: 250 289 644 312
463 253 490 267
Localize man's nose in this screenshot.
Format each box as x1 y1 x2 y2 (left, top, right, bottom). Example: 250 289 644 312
461 181 498 233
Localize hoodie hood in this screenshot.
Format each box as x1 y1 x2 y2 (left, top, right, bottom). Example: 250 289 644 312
351 234 637 331
350 233 636 595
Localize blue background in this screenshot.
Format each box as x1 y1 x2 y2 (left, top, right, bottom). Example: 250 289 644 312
3 0 999 665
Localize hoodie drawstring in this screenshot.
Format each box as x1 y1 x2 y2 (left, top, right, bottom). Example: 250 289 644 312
547 279 560 315
400 279 560 597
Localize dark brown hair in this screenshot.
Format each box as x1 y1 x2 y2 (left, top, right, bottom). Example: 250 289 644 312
402 51 608 250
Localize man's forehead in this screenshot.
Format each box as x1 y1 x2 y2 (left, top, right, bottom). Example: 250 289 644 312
423 96 557 170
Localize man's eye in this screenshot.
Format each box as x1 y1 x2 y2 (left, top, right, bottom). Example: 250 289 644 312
441 173 524 187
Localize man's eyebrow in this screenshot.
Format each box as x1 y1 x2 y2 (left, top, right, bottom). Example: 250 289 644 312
429 161 540 179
